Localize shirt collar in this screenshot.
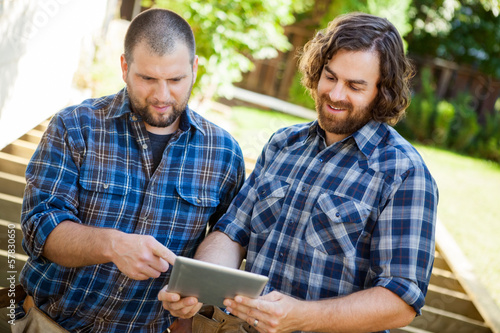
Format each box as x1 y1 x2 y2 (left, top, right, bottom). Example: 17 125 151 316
351 120 388 158
106 88 205 135
307 119 388 158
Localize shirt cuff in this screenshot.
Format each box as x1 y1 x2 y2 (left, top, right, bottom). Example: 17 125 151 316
213 218 249 248
375 277 426 315
26 211 80 260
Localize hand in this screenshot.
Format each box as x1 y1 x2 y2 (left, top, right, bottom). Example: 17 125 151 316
110 233 176 280
157 285 203 318
223 291 304 333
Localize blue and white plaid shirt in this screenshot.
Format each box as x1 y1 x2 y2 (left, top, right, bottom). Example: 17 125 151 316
19 88 245 332
215 120 438 332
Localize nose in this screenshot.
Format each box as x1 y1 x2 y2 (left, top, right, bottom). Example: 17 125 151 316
328 82 346 101
153 81 171 102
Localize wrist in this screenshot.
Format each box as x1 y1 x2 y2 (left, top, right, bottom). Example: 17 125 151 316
103 228 125 263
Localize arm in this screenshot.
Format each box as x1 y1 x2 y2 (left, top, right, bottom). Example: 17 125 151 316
23 114 175 280
194 230 246 267
158 231 245 317
224 287 415 333
43 220 176 280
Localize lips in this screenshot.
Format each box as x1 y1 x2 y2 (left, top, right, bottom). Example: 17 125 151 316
326 103 351 114
151 104 171 113
328 104 345 111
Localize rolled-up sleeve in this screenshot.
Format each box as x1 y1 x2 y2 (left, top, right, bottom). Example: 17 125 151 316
21 114 82 260
370 164 438 314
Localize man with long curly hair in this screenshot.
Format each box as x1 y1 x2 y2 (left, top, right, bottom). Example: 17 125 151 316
160 12 438 333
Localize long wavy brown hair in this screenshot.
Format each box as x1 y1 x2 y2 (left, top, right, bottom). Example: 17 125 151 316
298 12 415 125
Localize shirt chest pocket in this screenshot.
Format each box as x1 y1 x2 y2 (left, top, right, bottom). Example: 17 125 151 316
306 194 370 257
250 178 290 234
79 168 131 196
174 184 221 231
175 185 220 208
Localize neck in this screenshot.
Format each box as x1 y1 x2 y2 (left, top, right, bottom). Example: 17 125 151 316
325 132 349 146
144 117 180 135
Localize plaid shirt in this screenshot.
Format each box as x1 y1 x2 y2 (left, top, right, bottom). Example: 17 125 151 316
215 120 438 332
19 88 245 332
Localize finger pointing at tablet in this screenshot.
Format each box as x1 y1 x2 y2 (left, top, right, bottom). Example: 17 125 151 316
110 233 175 280
153 243 177 265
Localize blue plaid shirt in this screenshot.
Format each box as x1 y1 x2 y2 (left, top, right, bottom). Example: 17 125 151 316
215 120 438 332
19 88 245 332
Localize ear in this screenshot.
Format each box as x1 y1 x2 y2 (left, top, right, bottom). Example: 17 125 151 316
192 55 199 82
120 54 128 83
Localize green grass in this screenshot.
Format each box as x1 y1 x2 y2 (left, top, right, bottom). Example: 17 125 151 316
207 105 500 308
208 106 312 160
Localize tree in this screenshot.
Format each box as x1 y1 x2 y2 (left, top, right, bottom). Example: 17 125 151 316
142 0 313 109
407 0 500 78
321 0 413 42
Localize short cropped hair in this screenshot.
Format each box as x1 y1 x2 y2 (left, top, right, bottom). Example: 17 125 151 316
298 12 415 125
124 8 196 65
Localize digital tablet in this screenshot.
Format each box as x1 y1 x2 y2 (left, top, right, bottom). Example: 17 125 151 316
167 256 269 308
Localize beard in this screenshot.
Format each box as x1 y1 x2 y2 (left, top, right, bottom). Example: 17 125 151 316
315 94 375 136
127 82 193 128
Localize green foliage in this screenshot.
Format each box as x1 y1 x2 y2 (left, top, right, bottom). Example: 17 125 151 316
321 0 412 42
474 110 500 161
143 0 311 100
447 94 480 151
407 0 500 78
287 71 315 110
432 100 455 144
396 67 498 163
398 67 436 141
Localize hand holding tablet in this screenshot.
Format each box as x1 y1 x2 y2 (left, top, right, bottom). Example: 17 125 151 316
167 256 269 307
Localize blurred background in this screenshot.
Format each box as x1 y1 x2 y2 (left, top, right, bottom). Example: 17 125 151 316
0 0 499 332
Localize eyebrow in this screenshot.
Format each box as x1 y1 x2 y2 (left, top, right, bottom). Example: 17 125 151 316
323 65 369 86
136 73 188 80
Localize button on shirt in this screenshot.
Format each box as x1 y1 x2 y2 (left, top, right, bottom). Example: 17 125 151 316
19 88 245 332
215 120 438 332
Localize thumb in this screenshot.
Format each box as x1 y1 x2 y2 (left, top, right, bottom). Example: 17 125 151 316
260 290 282 301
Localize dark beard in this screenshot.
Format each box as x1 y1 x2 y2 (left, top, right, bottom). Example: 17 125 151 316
316 95 374 136
127 76 193 128
132 101 185 128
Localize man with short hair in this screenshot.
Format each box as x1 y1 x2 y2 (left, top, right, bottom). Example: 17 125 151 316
17 8 245 332
160 12 438 333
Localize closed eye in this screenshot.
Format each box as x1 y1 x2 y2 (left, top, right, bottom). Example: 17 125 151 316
325 74 337 82
139 75 155 81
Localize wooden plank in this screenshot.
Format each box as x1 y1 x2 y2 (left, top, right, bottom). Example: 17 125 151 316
436 221 500 333
392 326 433 333
232 87 316 120
425 284 483 321
1 140 37 160
0 220 25 255
429 267 465 293
0 193 22 223
0 171 26 198
432 250 451 271
410 306 492 333
19 129 44 145
0 250 28 288
0 152 29 177
35 119 50 131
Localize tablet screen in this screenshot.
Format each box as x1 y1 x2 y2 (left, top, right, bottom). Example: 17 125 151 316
167 256 269 307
